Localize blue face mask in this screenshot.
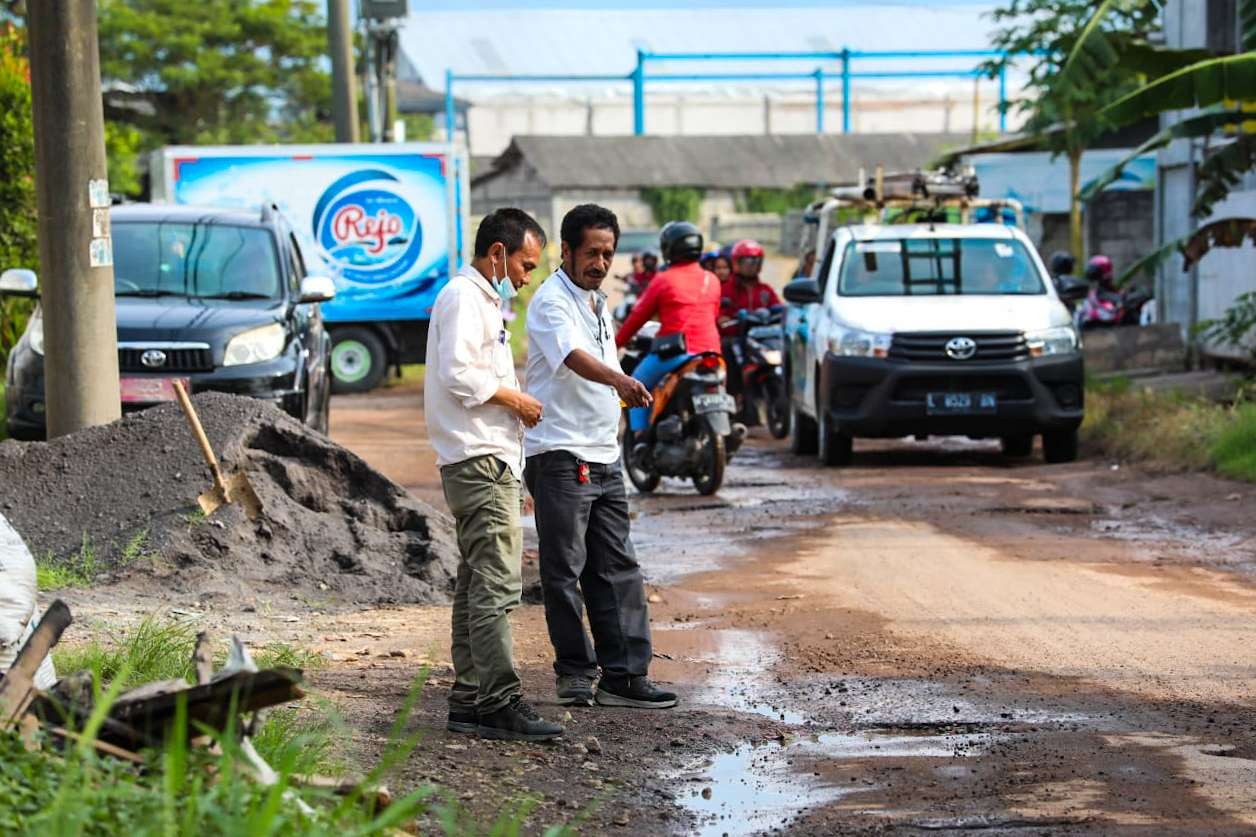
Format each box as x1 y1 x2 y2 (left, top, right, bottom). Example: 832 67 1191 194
493 245 516 301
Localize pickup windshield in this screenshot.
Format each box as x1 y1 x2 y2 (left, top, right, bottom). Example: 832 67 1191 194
112 221 282 300
837 238 1045 296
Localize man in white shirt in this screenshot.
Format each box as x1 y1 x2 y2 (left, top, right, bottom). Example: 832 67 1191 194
524 204 678 710
425 208 563 742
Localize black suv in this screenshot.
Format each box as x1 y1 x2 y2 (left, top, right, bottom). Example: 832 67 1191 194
2 203 335 440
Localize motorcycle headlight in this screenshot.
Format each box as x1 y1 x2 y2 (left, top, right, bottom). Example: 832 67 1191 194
761 349 783 366
1026 326 1079 357
27 313 44 356
223 323 286 367
828 328 892 359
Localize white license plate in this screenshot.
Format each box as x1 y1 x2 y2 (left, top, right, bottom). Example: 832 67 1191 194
692 393 735 414
926 392 997 415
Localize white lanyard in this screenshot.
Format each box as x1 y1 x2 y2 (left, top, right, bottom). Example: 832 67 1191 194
557 269 609 355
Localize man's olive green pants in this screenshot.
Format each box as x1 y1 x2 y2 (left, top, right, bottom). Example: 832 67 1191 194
441 455 523 715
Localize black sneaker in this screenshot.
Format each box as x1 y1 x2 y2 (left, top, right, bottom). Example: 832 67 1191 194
446 707 478 734
556 674 596 706
477 697 564 742
595 676 678 709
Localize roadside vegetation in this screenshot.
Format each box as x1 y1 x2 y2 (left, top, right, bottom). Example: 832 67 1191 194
1083 377 1256 481
18 617 572 835
35 529 152 590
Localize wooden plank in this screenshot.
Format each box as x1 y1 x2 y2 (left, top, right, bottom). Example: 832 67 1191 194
0 600 72 728
109 668 304 741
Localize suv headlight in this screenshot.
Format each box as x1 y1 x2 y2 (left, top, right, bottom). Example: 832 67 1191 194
224 323 286 367
27 314 44 356
828 328 892 359
1026 326 1079 357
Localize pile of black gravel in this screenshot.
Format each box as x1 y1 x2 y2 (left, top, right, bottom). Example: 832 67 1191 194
0 393 457 606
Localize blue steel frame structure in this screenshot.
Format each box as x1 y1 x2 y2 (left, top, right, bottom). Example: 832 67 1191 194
444 49 1012 142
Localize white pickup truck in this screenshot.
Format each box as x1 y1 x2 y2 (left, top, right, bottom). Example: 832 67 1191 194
782 220 1084 466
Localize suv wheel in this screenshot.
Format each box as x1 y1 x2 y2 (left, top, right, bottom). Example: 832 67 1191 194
817 398 853 467
1000 435 1034 458
1042 428 1079 464
330 327 387 394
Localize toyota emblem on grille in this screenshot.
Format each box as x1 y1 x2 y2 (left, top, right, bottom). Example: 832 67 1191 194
140 349 168 368
944 336 977 360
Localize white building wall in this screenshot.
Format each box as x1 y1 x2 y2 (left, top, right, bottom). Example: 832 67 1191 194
451 83 1016 156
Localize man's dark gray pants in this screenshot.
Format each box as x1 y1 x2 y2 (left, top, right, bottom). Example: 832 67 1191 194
524 450 652 679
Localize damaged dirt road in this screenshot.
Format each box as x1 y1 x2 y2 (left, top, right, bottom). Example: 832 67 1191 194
321 380 1256 834
55 379 1256 834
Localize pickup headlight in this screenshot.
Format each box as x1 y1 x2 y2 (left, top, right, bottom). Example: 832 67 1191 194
828 328 892 359
27 314 44 356
1026 326 1079 357
223 323 286 367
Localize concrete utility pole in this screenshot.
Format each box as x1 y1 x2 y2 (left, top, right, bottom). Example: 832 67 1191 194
327 0 360 143
26 0 121 438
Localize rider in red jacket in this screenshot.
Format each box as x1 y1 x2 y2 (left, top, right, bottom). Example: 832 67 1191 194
719 239 780 336
616 222 721 436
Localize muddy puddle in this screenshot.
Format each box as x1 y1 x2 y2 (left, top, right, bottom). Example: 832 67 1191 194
674 726 1004 835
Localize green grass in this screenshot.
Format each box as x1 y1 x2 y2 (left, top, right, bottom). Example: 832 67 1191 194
4 629 574 835
1083 378 1256 481
1212 402 1256 481
36 529 152 591
385 363 426 389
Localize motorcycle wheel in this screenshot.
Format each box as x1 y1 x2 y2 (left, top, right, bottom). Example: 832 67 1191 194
622 430 661 493
691 423 726 496
765 377 790 440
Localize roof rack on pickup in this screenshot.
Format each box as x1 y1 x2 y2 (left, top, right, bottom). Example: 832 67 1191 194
799 165 1025 256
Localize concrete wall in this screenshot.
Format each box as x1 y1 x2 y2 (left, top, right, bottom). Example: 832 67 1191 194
1088 190 1156 282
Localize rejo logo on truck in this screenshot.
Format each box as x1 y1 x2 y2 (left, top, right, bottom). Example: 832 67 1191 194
312 169 424 285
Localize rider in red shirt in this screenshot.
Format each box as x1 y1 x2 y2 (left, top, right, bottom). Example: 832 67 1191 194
719 239 780 398
719 239 780 336
616 222 721 435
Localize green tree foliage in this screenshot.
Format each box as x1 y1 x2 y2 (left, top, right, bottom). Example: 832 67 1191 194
0 22 36 365
984 0 1159 262
97 0 334 147
737 185 820 216
640 186 703 225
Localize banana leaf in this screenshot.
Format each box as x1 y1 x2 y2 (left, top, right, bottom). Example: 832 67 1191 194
1080 109 1251 202
1117 217 1256 287
1100 53 1256 126
1194 135 1256 219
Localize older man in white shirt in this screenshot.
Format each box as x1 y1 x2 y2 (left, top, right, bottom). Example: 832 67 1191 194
425 208 563 742
523 204 678 710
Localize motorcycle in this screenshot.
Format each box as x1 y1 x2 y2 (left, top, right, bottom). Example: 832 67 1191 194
620 322 745 496
1073 283 1154 330
732 306 790 439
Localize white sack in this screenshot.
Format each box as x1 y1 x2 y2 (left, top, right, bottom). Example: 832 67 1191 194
0 513 58 689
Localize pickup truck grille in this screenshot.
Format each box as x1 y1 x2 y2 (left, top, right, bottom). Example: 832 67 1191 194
889 331 1029 362
118 346 214 373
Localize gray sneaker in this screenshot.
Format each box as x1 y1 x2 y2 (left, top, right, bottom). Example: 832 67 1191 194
556 674 596 706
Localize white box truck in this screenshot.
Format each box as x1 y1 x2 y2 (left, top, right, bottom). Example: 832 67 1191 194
151 143 470 392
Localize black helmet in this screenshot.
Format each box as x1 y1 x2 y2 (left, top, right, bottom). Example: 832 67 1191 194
1048 251 1075 277
659 221 704 264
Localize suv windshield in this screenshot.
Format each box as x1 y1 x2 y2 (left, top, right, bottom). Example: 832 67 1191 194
112 221 281 300
837 237 1045 297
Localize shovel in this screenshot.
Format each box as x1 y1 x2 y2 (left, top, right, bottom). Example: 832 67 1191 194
171 381 262 519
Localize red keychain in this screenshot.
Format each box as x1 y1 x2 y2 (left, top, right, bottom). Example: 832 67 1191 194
577 462 590 485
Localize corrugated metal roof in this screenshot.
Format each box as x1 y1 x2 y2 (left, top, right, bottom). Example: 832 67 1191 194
474 133 968 190
400 3 1003 91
